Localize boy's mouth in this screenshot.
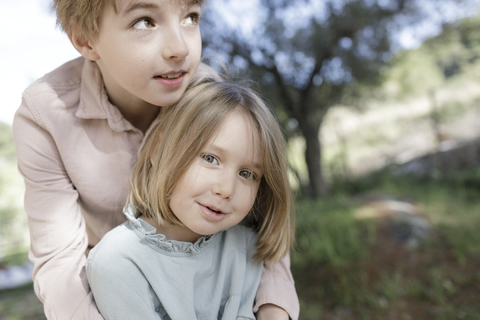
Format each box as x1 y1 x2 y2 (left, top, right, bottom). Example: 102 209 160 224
157 72 184 79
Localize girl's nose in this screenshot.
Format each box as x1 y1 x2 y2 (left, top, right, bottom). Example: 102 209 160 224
162 27 189 60
212 173 235 200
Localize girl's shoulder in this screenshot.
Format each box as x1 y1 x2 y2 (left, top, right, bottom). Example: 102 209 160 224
86 222 134 265
224 224 258 249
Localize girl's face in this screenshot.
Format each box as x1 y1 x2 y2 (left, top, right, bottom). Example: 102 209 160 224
166 112 263 243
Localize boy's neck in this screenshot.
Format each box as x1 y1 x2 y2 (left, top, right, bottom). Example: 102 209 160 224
98 63 161 134
117 103 161 134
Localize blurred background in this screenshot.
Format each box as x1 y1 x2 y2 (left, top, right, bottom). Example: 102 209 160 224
1 0 480 319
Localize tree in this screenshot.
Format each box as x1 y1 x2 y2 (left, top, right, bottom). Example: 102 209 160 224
201 0 478 198
423 13 480 78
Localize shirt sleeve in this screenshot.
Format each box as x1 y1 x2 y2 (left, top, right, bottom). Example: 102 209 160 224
13 99 103 320
253 253 300 320
86 260 162 320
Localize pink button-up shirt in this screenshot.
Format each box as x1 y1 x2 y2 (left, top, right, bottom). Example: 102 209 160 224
13 57 299 320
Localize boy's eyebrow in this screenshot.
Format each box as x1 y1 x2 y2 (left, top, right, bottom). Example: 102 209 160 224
122 0 201 16
122 1 159 16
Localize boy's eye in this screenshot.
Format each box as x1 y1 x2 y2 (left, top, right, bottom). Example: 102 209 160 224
133 18 156 30
202 154 218 164
185 12 200 25
239 170 252 180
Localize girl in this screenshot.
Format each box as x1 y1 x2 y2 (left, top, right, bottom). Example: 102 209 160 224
85 77 295 319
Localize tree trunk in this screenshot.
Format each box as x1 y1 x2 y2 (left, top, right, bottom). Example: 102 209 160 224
304 127 324 198
297 113 324 198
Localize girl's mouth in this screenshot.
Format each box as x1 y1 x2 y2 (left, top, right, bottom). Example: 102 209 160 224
207 206 223 214
198 202 227 222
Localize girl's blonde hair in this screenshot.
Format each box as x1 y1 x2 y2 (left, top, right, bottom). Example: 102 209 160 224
128 78 294 263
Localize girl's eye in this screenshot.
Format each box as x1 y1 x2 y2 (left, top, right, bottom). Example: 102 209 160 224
185 12 200 25
202 154 218 165
239 170 252 180
133 18 156 30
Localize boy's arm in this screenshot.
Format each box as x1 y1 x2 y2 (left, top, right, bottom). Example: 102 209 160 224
253 253 300 320
13 102 103 320
256 304 289 320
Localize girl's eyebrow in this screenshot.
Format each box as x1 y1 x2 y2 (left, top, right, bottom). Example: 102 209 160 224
209 144 263 171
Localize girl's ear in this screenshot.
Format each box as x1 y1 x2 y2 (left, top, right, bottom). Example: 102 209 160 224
69 30 101 61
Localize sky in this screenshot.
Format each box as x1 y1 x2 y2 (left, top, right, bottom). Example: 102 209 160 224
0 0 79 124
1 0 479 125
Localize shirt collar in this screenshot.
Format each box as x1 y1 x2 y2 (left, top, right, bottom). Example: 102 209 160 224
75 59 139 133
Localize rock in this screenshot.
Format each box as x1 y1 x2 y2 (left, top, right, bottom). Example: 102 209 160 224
355 195 431 250
389 208 431 249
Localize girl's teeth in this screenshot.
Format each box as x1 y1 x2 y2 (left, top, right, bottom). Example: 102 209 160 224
159 73 182 79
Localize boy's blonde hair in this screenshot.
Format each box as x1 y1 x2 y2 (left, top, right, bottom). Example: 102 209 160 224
128 78 295 263
53 0 205 42
53 0 117 41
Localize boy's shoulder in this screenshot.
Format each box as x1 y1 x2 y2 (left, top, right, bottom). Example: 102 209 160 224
17 57 100 129
23 56 85 99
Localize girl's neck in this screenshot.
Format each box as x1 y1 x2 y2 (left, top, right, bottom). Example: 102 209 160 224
141 216 202 243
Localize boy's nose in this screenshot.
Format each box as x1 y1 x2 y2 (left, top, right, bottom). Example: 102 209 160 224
212 173 235 200
162 27 189 60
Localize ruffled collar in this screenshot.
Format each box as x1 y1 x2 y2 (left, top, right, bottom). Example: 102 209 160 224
124 206 218 255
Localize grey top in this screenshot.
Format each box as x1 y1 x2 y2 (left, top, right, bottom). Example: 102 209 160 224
86 206 263 320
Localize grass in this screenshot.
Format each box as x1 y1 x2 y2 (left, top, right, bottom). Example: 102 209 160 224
292 172 480 319
0 284 44 320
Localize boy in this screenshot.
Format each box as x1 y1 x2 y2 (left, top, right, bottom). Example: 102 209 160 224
13 0 299 319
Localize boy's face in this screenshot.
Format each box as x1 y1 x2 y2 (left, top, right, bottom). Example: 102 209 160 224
91 0 202 109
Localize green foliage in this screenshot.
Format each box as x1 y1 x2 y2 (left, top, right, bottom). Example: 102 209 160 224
383 49 444 98
0 122 16 162
292 194 376 310
0 284 44 320
293 196 375 269
0 122 29 264
367 173 480 264
383 13 480 100
293 173 480 319
424 14 480 77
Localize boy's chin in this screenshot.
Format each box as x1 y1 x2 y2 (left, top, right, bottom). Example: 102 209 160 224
152 91 185 107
